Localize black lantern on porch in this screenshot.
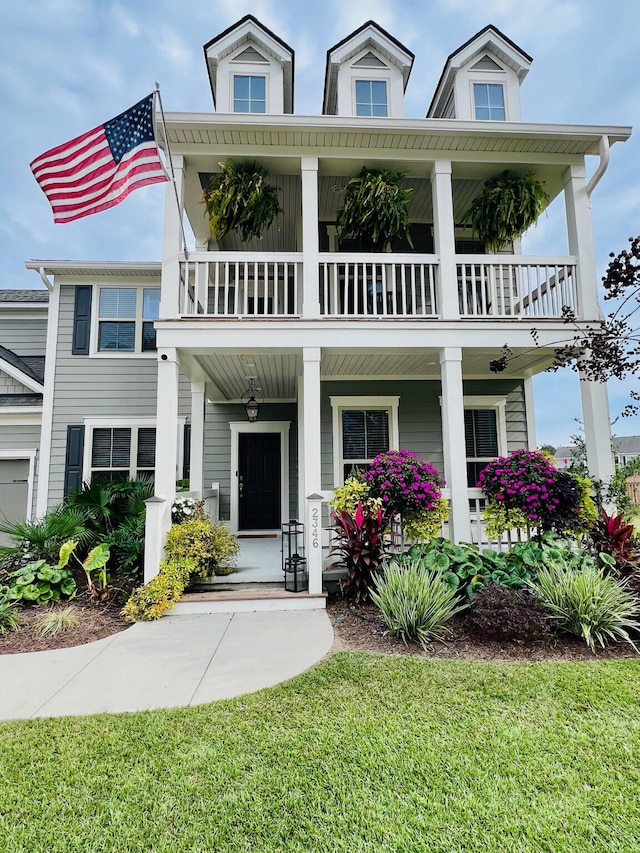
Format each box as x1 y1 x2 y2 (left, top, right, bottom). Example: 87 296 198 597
282 519 308 592
241 378 262 423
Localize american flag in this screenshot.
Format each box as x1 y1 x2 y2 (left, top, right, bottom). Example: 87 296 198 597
30 94 168 224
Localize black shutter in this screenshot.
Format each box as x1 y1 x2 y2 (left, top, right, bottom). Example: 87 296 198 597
64 425 85 496
183 424 191 480
72 285 93 355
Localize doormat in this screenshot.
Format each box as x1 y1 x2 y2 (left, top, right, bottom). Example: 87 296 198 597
237 534 278 539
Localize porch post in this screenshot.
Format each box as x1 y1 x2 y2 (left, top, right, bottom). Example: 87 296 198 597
301 156 321 319
564 163 599 320
439 347 471 542
303 347 323 594
431 161 459 320
579 373 614 486
159 154 185 320
189 380 205 497
145 348 180 580
297 374 305 523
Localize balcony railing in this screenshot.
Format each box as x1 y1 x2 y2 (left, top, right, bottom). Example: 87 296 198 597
457 255 577 318
319 253 438 318
178 252 577 321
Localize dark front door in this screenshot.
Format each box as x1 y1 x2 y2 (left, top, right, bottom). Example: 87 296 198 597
238 432 281 530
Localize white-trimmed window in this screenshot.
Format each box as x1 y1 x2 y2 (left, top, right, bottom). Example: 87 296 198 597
355 79 388 116
464 396 507 486
89 426 156 484
331 396 399 484
97 287 160 353
473 83 506 120
233 75 266 112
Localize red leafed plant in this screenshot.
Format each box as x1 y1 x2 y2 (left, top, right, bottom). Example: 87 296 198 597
590 508 638 574
329 502 392 602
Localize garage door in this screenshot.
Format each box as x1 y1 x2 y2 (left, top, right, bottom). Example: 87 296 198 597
0 459 30 545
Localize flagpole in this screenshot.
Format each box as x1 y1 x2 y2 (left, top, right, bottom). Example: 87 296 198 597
153 82 190 258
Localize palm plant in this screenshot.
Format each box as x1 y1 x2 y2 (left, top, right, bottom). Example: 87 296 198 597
202 160 282 242
0 505 90 573
336 167 413 250
467 170 549 252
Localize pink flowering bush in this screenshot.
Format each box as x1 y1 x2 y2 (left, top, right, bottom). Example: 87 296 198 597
478 448 596 537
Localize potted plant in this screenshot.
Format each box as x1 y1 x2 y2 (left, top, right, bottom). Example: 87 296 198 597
336 167 413 251
202 160 282 242
467 170 549 253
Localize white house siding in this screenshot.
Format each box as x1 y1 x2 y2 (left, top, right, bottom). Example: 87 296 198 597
203 402 298 522
0 317 48 356
46 285 190 508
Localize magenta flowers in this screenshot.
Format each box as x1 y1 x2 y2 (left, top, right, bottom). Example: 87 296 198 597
362 449 444 516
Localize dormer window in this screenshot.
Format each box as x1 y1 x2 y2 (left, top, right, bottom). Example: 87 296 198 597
233 75 266 113
473 83 506 120
355 80 388 117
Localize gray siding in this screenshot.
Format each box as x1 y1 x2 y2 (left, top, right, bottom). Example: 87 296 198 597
0 317 48 356
47 285 190 507
0 371 32 394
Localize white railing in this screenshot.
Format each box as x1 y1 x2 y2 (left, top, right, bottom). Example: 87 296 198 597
319 253 439 318
456 255 577 318
179 253 303 317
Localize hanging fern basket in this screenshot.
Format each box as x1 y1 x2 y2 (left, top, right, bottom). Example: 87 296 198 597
202 160 282 242
467 171 549 253
336 167 413 251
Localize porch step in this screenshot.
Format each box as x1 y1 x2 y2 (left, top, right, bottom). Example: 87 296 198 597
173 587 327 614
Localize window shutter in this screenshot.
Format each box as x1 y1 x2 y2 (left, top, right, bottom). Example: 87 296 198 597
464 410 498 457
72 286 92 355
183 424 191 480
137 428 156 468
64 425 85 496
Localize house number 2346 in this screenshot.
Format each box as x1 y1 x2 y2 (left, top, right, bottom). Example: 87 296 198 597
311 506 320 549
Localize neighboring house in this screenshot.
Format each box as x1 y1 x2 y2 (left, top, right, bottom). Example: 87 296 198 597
555 437 640 470
8 17 630 604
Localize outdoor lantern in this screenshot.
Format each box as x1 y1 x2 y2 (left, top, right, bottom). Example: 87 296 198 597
282 519 308 593
241 378 262 423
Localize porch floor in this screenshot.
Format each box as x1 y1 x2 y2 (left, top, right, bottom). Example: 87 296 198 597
209 533 284 585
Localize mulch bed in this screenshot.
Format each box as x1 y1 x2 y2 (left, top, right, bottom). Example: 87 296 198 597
327 596 640 662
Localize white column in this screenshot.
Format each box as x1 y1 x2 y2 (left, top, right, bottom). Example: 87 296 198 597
523 374 537 449
301 156 320 319
579 372 615 485
564 163 600 320
144 497 166 583
440 347 471 543
189 380 205 497
431 161 459 320
155 348 180 520
159 155 185 320
297 374 305 523
303 347 323 593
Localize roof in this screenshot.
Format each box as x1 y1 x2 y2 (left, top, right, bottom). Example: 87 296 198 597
0 289 49 303
0 393 43 408
613 436 640 455
0 346 44 385
25 260 161 278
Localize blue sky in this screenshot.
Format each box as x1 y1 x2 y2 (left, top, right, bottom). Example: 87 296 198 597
1 0 639 447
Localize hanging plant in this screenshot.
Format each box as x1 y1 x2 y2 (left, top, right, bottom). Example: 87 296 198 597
467 170 549 253
202 160 282 242
336 167 413 250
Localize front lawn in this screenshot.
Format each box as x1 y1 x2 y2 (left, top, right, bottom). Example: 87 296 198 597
1 653 640 852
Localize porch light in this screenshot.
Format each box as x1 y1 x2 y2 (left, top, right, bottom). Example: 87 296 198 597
241 378 262 423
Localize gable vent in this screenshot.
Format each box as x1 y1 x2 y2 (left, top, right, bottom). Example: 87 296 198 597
232 46 268 63
354 51 388 68
470 55 504 71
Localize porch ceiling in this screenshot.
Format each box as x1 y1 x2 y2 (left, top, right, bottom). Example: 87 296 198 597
182 345 554 400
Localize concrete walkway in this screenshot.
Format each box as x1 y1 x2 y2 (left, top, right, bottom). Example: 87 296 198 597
0 610 334 722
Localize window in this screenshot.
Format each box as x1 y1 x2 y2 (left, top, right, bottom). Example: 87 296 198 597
233 75 266 113
464 409 499 486
331 396 399 484
355 80 387 117
90 426 156 484
473 83 505 120
97 287 159 353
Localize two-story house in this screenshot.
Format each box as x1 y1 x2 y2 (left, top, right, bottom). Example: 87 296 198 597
12 17 630 609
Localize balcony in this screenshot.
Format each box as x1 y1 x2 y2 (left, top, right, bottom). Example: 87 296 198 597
178 252 577 320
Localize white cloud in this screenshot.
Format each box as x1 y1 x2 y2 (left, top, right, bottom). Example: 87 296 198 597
110 2 140 37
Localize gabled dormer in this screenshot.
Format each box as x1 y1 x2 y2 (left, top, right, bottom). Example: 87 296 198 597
323 21 414 118
203 15 294 115
427 25 532 121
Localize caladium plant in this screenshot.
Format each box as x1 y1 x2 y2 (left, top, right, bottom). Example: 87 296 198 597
329 502 393 602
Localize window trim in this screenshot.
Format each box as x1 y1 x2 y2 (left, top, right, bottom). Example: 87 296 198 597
330 396 399 486
232 73 268 114
471 81 506 121
82 417 186 483
90 284 160 359
353 78 389 117
463 395 507 485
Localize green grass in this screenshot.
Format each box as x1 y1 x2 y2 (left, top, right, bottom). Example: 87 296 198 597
2 653 640 851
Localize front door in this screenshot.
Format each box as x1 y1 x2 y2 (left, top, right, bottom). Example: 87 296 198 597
238 432 281 530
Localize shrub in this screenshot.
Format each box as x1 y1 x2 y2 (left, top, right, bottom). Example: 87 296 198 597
7 540 77 605
330 477 382 516
466 584 549 642
34 606 80 637
529 563 640 651
0 505 90 574
329 503 391 602
123 517 239 621
402 498 450 541
104 515 145 582
0 594 21 635
371 558 465 648
590 508 638 574
171 496 201 524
